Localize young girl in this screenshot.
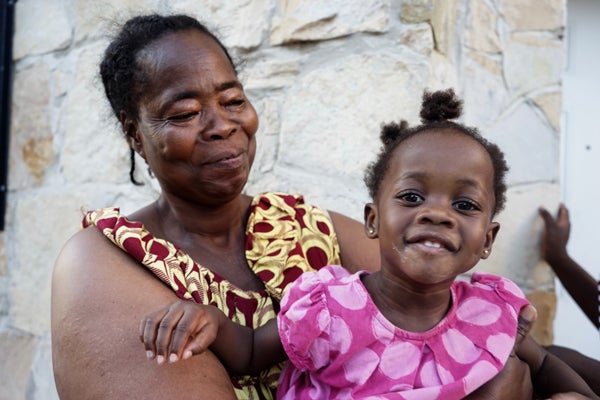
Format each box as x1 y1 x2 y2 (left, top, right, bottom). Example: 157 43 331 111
140 89 598 399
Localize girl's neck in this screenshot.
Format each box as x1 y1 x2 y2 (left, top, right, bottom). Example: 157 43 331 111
362 271 453 332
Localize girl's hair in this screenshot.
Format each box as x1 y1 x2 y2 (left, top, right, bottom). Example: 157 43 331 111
363 88 509 215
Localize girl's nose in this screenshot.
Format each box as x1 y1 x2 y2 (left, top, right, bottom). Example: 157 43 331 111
416 203 456 227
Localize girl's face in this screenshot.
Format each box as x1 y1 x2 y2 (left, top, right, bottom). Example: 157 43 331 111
127 29 259 205
365 130 499 289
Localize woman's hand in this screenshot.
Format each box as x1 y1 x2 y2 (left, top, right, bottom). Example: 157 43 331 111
139 300 225 364
465 304 538 399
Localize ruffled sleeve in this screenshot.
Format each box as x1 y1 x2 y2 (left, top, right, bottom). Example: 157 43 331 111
450 272 531 368
278 266 343 372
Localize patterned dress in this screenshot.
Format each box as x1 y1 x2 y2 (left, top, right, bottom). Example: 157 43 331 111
82 192 342 400
277 265 530 400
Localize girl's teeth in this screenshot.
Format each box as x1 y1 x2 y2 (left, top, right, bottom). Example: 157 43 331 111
424 240 441 248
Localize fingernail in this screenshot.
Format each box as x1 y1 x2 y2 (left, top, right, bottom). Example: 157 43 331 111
156 355 165 365
521 306 536 322
146 350 154 359
183 350 192 360
169 353 178 363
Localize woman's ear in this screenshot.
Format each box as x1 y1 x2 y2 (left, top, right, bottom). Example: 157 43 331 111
364 202 379 238
120 111 145 158
481 221 500 259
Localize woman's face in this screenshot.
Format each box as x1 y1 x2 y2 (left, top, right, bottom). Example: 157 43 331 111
129 29 258 205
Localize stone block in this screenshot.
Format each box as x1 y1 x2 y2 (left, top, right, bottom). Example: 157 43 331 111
0 331 36 400
480 182 560 290
533 91 561 133
465 0 501 53
13 0 71 60
276 50 429 188
526 289 557 346
270 0 389 45
501 0 564 31
504 32 563 96
59 43 130 185
487 101 559 185
400 0 433 23
9 62 53 189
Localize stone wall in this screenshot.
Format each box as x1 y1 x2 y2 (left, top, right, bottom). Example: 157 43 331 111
1 0 564 398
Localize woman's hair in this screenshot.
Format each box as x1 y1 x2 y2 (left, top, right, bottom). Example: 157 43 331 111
99 14 235 121
363 88 509 215
99 14 236 185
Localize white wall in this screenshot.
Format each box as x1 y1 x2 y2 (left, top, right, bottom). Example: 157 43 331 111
557 0 600 359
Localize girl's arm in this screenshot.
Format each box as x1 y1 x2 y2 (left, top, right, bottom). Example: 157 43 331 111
517 336 599 399
140 300 286 375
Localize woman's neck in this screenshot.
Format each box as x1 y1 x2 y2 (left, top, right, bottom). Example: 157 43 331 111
152 193 252 242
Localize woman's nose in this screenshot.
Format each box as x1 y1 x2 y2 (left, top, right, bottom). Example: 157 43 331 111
201 107 236 140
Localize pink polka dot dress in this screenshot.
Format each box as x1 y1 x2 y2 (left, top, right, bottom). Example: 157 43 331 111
276 265 529 400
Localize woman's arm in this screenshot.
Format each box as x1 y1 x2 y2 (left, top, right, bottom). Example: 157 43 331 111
51 227 236 400
328 210 380 273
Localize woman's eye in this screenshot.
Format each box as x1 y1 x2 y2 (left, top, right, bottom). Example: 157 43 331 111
168 112 197 122
399 192 424 204
225 98 245 108
454 200 478 211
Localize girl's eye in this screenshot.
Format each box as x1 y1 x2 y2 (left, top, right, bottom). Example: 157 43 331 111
399 192 424 204
454 200 479 211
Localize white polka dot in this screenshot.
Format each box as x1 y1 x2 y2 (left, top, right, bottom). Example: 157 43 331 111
486 332 513 361
330 315 352 354
308 337 330 369
328 282 367 310
436 363 455 384
333 388 353 400
456 298 501 326
442 328 483 364
343 348 380 385
283 301 308 322
379 341 420 379
401 386 441 400
308 380 330 399
463 360 498 394
501 279 525 298
419 359 442 386
371 317 394 344
317 309 329 331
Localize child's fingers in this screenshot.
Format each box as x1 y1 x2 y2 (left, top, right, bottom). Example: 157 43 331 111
139 306 170 360
153 304 185 363
167 305 217 361
180 320 219 360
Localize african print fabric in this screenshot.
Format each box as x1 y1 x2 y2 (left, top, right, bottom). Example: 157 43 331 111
83 192 342 400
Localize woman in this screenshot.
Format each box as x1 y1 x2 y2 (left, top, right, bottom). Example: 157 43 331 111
51 14 536 399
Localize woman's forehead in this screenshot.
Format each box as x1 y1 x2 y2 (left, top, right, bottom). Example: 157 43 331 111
139 29 233 74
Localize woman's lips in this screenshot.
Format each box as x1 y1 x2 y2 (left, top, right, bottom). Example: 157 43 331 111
206 153 244 168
